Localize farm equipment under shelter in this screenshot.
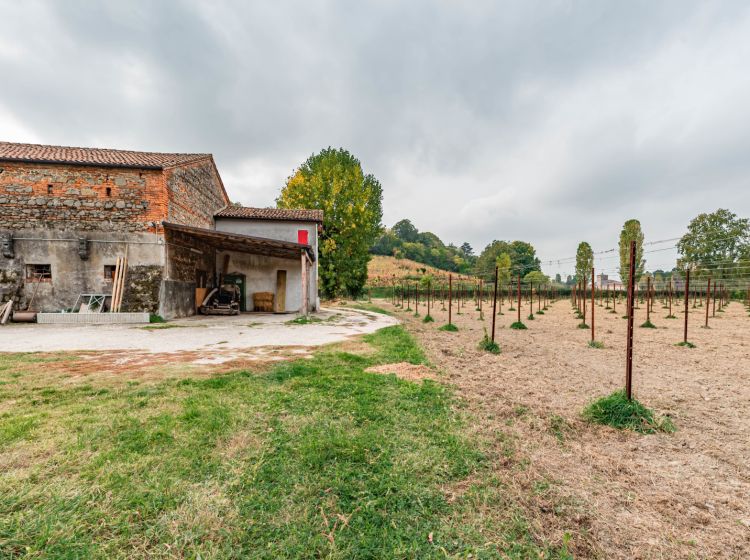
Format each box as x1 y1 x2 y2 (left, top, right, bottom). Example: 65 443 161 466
199 284 241 316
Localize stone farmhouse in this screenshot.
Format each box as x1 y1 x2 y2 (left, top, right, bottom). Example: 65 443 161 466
0 141 321 318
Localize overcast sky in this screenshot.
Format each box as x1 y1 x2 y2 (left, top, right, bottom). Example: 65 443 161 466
2 1 750 279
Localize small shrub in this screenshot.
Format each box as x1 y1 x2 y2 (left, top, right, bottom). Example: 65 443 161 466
478 331 500 354
439 323 459 332
588 340 604 349
510 321 527 330
582 390 675 434
676 341 696 348
149 314 166 323
640 319 656 329
577 322 589 329
422 314 434 323
527 313 535 320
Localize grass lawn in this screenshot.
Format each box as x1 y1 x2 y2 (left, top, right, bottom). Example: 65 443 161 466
0 327 569 559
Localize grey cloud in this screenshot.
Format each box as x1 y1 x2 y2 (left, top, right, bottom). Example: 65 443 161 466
2 0 750 279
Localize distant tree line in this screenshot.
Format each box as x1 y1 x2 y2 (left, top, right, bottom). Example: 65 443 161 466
371 219 477 273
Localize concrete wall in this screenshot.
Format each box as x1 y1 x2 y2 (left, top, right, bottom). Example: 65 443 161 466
214 218 319 310
0 229 164 312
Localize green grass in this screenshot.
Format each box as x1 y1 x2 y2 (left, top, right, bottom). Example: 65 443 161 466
582 390 675 434
286 315 324 325
527 313 535 320
536 310 544 315
422 314 434 323
510 321 527 330
665 315 677 319
577 323 589 329
139 323 187 330
478 332 501 354
438 323 459 332
640 319 656 328
149 314 166 323
588 340 604 349
349 302 394 316
676 341 697 348
0 328 570 558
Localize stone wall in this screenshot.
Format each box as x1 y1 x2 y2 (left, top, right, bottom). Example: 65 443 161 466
122 265 163 313
166 160 228 228
0 162 166 232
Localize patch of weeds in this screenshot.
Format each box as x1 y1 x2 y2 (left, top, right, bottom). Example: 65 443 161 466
149 314 166 323
286 315 324 325
577 322 589 329
548 414 572 443
139 323 186 330
510 321 527 330
676 341 696 348
527 313 535 320
588 340 604 349
536 310 544 315
507 306 516 311
640 319 656 328
348 303 393 316
478 330 500 354
422 314 434 323
582 390 675 434
439 323 459 332
665 315 677 319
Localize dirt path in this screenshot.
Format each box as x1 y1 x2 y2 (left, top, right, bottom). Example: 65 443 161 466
0 307 397 353
385 295 750 559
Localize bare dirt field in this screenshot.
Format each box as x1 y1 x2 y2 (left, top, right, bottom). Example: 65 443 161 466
380 294 750 559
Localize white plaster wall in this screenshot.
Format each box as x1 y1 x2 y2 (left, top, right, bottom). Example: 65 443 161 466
214 218 319 311
219 250 307 312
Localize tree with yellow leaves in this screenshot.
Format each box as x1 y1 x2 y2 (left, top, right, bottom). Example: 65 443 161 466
277 148 383 298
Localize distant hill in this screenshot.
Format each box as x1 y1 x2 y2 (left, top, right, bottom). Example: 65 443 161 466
367 255 465 282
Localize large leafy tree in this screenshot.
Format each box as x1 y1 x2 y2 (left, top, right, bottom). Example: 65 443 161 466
618 219 645 289
677 209 750 283
476 240 541 280
460 242 474 257
277 148 383 298
575 242 594 288
392 219 419 242
495 252 512 287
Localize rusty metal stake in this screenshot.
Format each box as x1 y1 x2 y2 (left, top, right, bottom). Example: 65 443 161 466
684 268 690 344
625 240 636 400
591 267 595 342
491 266 498 343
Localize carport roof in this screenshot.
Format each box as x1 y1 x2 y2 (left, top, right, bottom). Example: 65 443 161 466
162 222 315 261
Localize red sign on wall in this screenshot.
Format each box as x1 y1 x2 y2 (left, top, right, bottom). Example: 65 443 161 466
297 229 309 245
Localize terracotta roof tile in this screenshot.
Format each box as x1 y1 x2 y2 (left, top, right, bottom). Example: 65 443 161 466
215 206 324 222
0 141 211 169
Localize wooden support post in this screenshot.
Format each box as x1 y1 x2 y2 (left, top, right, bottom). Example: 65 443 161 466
301 252 309 316
705 278 711 328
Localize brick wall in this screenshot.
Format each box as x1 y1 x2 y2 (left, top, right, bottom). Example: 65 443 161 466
165 159 228 228
0 162 167 232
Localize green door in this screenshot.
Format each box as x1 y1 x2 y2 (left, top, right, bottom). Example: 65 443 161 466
223 273 247 312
